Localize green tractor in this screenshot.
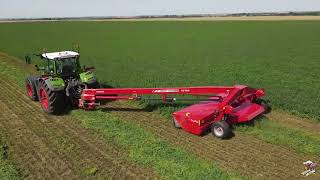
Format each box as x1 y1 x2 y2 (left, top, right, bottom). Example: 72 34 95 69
25 50 100 114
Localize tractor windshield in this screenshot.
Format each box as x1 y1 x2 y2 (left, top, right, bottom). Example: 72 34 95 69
56 57 80 75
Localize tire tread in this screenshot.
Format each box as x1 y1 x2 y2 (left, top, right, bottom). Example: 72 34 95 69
39 80 66 114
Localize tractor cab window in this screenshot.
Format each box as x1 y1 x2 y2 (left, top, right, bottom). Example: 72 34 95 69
56 58 79 75
46 60 55 74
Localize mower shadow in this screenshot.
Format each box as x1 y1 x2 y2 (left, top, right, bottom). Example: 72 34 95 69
100 82 114 88
234 114 269 128
200 129 235 140
100 107 145 112
99 102 194 113
98 81 196 113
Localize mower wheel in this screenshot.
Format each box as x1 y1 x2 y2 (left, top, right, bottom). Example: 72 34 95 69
173 117 181 129
211 121 231 139
25 76 38 101
38 80 66 114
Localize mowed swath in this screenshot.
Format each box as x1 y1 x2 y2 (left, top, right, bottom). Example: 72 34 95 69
0 21 319 119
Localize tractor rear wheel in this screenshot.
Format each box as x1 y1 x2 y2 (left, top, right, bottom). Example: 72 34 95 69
25 76 38 101
38 80 66 114
211 121 231 139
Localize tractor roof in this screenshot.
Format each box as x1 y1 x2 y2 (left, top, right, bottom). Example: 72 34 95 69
41 51 79 60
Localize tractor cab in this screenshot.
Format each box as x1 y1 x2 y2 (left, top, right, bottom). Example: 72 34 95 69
41 51 81 77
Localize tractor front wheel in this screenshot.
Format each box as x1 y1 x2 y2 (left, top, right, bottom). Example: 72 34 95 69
25 77 38 101
38 81 66 114
211 121 231 139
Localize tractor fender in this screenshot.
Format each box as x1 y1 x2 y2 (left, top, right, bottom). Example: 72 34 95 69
39 78 65 92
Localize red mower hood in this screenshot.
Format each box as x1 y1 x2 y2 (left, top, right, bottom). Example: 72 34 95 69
174 101 220 120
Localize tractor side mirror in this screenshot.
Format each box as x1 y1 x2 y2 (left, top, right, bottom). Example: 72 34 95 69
34 65 40 71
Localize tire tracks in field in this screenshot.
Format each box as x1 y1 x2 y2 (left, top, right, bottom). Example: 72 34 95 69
102 101 320 180
0 77 157 179
0 101 76 179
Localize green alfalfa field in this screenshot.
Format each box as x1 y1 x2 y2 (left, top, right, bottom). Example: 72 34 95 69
0 21 320 119
0 20 320 179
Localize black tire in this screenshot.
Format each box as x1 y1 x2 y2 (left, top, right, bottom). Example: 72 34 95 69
255 98 271 114
87 81 101 89
25 76 38 101
211 121 231 139
38 80 66 115
173 117 181 129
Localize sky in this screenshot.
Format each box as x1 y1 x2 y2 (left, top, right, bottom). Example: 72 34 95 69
1 0 320 19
